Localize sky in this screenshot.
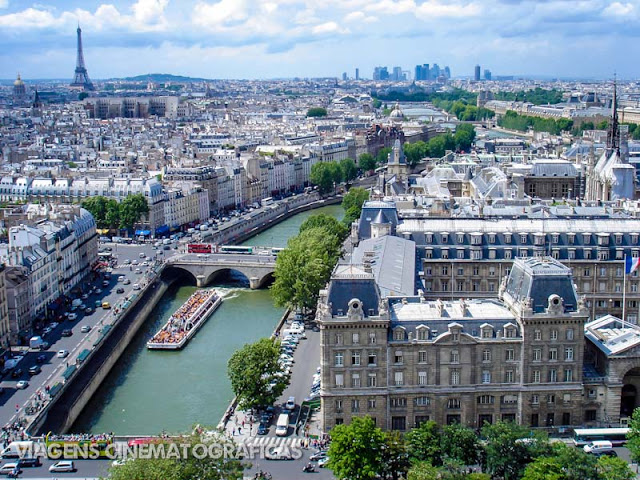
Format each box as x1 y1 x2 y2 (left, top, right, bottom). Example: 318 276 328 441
1 0 639 80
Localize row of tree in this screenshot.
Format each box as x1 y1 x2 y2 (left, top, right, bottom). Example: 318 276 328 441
328 416 634 480
573 120 640 140
82 194 149 231
403 124 477 166
431 99 495 122
494 88 565 105
372 88 477 104
498 110 574 135
309 158 358 194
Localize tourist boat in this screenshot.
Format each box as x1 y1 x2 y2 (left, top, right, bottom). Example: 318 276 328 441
147 289 222 350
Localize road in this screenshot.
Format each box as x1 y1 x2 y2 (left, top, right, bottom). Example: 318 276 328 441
0 241 165 430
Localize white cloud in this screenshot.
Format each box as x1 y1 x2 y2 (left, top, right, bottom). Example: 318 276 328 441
415 0 480 18
0 0 8 9
603 1 635 18
312 21 343 34
343 11 378 23
366 0 416 14
192 0 249 29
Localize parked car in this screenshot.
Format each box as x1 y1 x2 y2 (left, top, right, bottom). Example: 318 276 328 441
309 451 327 461
57 350 69 358
15 380 29 389
61 329 72 337
116 288 125 294
67 313 77 321
85 307 93 315
123 279 131 285
11 369 23 378
36 354 46 363
257 423 269 435
81 325 91 333
285 396 296 411
28 365 41 375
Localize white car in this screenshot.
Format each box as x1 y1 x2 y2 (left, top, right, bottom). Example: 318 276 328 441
81 325 91 333
57 350 69 358
118 276 126 282
0 463 20 475
49 322 59 329
49 460 75 472
67 313 77 321
16 380 29 389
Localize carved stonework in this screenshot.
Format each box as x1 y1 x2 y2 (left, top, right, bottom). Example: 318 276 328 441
347 298 364 322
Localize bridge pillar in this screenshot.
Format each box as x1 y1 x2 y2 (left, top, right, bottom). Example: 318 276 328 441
196 275 206 287
249 277 260 290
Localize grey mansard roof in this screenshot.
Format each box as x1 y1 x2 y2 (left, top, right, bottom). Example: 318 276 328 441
529 160 578 178
503 257 578 313
326 265 381 317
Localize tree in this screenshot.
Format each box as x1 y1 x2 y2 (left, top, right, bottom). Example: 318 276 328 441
627 406 640 464
522 457 565 480
405 420 443 465
119 193 149 231
481 421 531 480
82 196 108 228
597 455 635 480
454 124 476 152
342 187 370 227
328 416 387 480
271 226 343 312
358 153 376 173
340 158 358 183
109 428 244 480
403 141 428 167
78 92 89 101
407 461 440 480
379 430 410 480
299 214 348 242
227 338 287 410
105 199 120 229
310 162 342 194
376 147 392 165
307 107 327 117
68 161 78 169
440 423 481 466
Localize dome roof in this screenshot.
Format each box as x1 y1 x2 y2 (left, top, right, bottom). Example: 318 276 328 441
14 74 24 87
389 102 404 119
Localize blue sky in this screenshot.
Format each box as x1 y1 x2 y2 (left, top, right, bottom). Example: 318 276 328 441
1 0 638 80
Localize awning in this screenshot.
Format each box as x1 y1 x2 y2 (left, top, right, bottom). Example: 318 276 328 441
62 365 77 380
77 349 90 363
135 230 151 236
155 225 169 235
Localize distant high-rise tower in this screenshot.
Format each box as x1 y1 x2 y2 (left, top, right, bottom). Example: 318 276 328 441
70 25 94 91
474 64 481 81
355 68 359 81
484 69 492 81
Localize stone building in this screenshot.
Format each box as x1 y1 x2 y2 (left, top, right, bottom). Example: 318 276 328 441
318 257 589 431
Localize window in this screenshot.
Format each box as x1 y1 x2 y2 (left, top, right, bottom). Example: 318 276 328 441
550 330 558 341
442 266 449 275
368 398 376 410
533 348 541 361
482 349 492 362
395 351 404 364
418 371 427 386
473 266 479 276
417 328 428 341
478 395 494 405
534 330 542 341
367 373 377 387
335 333 343 345
391 416 406 431
335 352 344 367
458 267 464 276
394 371 404 386
505 327 516 338
549 348 558 361
547 394 555 404
564 369 573 382
369 332 376 344
351 373 361 388
506 349 515 361
418 351 427 363
565 348 574 361
415 396 430 406
482 328 492 339
505 370 514 383
566 328 574 340
482 370 491 384
450 350 460 363
391 397 407 408
335 399 343 413
447 398 461 409
335 374 344 388
352 333 360 345
502 395 518 405
532 370 541 383
351 399 360 413
451 369 460 385
585 410 596 422
352 351 361 366
505 249 512 259
393 329 405 341
368 351 377 366
531 394 539 405
549 369 557 382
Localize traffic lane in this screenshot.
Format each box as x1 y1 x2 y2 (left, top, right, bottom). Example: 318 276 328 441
246 449 334 480
0 457 110 478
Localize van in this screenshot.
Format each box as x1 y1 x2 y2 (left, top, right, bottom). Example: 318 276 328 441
29 336 44 350
1 441 34 459
0 463 19 475
275 413 289 437
584 440 614 454
133 284 141 291
102 302 111 309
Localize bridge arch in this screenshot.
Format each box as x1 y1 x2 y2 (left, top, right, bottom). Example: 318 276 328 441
202 267 251 288
161 265 198 286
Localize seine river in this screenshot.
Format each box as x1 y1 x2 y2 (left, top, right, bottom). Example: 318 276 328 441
72 204 344 435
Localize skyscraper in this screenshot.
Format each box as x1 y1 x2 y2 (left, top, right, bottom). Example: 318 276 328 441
373 67 389 81
484 69 492 81
355 68 360 80
392 66 403 81
70 25 94 91
474 64 481 81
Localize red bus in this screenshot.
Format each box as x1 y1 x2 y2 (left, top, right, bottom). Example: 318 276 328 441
187 244 212 254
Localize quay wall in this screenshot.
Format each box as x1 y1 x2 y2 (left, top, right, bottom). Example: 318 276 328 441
33 276 171 435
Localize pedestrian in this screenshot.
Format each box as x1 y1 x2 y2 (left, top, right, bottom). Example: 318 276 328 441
238 427 242 435
232 427 236 436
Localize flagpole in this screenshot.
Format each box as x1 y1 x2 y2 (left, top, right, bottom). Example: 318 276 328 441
623 254 627 323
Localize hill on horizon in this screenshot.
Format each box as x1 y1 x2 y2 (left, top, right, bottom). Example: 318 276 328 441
114 73 212 82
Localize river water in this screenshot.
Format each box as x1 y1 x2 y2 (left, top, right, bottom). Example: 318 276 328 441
72 204 344 435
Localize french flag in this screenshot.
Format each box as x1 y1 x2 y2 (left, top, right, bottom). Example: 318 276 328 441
626 256 640 275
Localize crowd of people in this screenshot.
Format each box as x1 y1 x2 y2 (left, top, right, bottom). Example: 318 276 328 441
1 419 27 448
149 290 218 345
47 432 113 443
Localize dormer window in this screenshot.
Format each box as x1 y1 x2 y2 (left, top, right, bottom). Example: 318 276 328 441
416 326 429 341
457 233 464 243
583 233 591 244
504 324 517 338
481 325 493 339
471 234 482 245
632 234 639 245
442 233 449 243
488 233 496 244
520 233 528 243
551 234 559 244
393 327 406 341
504 233 512 244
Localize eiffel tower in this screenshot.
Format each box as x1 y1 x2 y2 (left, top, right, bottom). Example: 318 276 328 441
70 25 94 91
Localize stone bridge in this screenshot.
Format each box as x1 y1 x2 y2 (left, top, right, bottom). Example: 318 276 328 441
164 253 277 289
